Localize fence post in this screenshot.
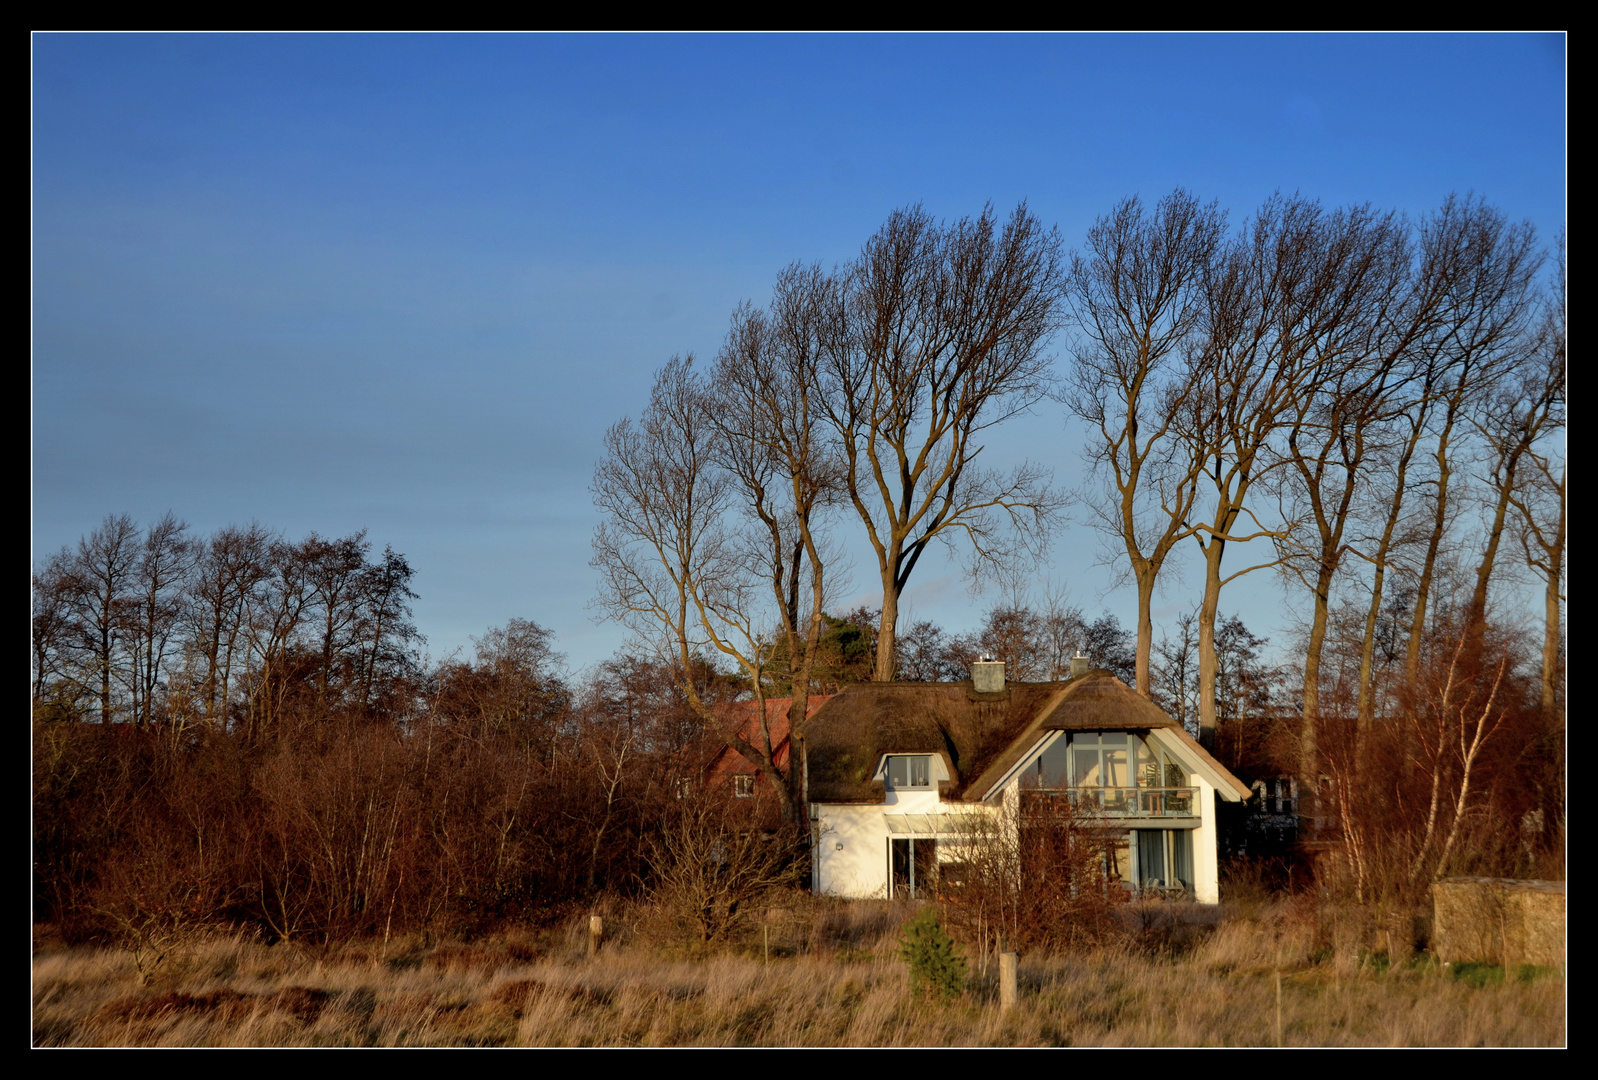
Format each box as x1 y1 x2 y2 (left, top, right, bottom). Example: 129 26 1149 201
589 915 604 957
999 952 1018 1010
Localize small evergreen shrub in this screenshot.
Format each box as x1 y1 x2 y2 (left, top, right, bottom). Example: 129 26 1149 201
898 907 967 1001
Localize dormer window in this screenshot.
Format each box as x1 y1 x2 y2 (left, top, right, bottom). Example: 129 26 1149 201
734 774 755 798
886 755 933 790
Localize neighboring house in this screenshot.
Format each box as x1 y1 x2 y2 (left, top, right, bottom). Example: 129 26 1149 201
801 659 1251 904
703 694 835 799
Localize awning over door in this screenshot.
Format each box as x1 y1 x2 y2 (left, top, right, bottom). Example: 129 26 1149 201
882 813 989 835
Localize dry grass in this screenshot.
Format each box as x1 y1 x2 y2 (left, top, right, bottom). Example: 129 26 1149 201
33 900 1564 1047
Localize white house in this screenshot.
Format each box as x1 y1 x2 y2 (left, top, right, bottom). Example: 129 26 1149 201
801 659 1251 904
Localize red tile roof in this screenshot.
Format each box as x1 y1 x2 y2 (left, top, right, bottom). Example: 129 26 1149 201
705 695 834 780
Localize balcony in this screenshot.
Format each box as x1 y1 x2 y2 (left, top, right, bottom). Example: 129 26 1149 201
1021 786 1199 821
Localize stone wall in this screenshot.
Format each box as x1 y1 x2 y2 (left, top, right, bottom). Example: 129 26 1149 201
1432 877 1565 969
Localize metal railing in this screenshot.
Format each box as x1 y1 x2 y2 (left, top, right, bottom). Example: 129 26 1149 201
1022 786 1197 818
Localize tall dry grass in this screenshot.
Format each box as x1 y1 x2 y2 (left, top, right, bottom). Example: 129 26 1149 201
33 898 1563 1047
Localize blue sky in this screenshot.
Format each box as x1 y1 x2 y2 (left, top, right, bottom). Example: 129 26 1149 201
32 33 1566 675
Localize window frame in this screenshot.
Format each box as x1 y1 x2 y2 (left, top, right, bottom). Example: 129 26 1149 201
885 754 934 791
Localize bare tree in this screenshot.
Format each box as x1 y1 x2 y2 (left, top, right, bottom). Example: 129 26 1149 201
820 203 1068 680
708 266 843 806
298 532 373 708
126 513 195 726
243 533 318 734
187 523 274 726
1063 189 1223 697
1501 238 1565 716
1402 196 1541 679
1151 609 1200 736
1464 307 1564 642
67 515 141 724
32 550 86 721
354 546 422 713
1182 196 1371 748
1274 208 1413 742
894 618 973 682
1402 632 1512 888
592 358 805 821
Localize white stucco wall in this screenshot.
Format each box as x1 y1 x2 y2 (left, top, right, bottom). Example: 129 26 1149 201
1190 776 1220 903
813 786 969 899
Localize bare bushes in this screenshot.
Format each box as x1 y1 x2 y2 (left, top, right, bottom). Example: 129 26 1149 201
33 713 679 947
938 794 1124 960
1311 620 1561 911
642 790 808 946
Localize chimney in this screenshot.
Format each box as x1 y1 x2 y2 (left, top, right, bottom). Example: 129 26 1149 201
1070 651 1090 678
972 653 1005 693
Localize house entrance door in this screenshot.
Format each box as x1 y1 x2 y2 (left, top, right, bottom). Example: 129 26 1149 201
890 838 938 898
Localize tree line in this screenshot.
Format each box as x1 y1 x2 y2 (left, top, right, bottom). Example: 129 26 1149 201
32 518 422 732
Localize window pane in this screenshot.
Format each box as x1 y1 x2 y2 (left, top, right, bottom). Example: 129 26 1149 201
1105 837 1130 882
1137 829 1167 887
891 839 911 898
1171 831 1193 888
913 838 938 897
1073 746 1101 786
911 756 929 787
1038 739 1070 788
889 757 907 788
1102 747 1129 787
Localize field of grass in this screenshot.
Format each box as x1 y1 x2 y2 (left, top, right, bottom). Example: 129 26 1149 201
32 900 1565 1047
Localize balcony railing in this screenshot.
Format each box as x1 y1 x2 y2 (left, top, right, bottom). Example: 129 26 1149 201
1022 786 1198 818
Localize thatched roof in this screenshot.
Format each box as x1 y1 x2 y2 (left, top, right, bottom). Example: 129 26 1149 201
802 670 1194 804
800 670 1252 804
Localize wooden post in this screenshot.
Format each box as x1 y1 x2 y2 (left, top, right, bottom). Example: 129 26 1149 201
1274 940 1283 1047
764 923 770 965
589 915 603 958
999 952 1017 1011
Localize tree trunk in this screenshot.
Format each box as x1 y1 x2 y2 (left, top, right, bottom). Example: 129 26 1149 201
1134 562 1156 698
1300 556 1337 776
1358 420 1423 728
876 563 901 682
1540 472 1565 716
1406 416 1457 680
1197 535 1226 749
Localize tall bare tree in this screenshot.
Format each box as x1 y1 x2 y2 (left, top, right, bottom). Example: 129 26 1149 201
68 515 141 724
126 513 195 727
1402 196 1541 679
1275 208 1413 739
1464 311 1564 641
1511 237 1566 715
1063 189 1223 697
820 203 1068 680
708 265 843 804
1516 454 1565 717
592 358 805 820
1182 196 1353 748
188 523 274 725
355 546 421 712
32 551 85 721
